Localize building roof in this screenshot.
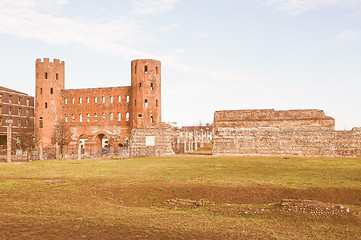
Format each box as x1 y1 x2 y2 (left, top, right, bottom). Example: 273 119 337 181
0 86 30 96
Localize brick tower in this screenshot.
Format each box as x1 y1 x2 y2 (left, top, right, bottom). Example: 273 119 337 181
130 59 161 129
35 58 65 148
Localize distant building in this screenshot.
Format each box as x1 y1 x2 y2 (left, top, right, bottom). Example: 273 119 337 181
173 123 213 153
0 86 35 153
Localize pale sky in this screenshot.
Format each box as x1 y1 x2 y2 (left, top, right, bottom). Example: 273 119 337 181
0 0 360 129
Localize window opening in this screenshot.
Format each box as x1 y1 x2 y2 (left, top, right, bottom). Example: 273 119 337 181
45 72 48 79
72 114 75 122
118 112 121 121
102 113 105 121
144 99 148 107
151 116 154 123
139 83 142 89
110 113 113 121
150 83 153 90
118 96 121 102
65 114 68 122
156 67 158 74
102 96 105 103
87 97 90 103
126 112 129 121
79 114 82 122
87 113 90 122
39 117 43 128
94 113 98 122
110 96 113 103
56 73 58 80
45 102 47 109
138 114 142 118
65 98 67 104
50 88 53 94
145 65 148 73
94 97 98 103
79 97 82 104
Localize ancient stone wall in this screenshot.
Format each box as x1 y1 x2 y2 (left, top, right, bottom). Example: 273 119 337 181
213 109 361 157
128 123 175 158
214 109 335 129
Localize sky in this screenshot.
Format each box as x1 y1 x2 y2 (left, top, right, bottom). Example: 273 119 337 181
0 0 360 129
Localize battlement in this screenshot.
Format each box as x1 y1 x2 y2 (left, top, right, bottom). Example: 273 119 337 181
36 58 65 65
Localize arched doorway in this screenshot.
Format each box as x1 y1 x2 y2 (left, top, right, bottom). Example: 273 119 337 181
96 134 109 155
78 134 88 154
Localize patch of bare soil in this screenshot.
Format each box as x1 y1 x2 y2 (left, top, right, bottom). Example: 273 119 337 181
102 184 361 208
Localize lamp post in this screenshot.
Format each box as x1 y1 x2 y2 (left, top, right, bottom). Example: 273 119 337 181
5 118 13 163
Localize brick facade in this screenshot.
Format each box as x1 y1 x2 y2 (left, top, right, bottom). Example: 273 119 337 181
0 86 34 153
213 109 361 157
35 58 161 157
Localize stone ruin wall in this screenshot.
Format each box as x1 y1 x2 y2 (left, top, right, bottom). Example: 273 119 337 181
213 109 361 157
128 123 175 158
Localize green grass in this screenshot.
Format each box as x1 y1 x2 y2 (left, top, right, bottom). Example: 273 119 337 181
1 155 361 239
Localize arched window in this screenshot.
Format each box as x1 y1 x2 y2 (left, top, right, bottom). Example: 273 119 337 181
39 117 43 128
138 114 142 118
151 116 154 123
135 100 136 106
144 99 148 107
145 65 148 73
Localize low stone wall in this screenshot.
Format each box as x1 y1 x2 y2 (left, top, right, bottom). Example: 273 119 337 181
128 123 175 158
213 109 361 157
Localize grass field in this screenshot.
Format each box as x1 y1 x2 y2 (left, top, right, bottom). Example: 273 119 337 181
1 155 361 239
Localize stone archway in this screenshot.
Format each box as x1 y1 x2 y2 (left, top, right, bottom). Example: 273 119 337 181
96 133 109 155
78 134 88 155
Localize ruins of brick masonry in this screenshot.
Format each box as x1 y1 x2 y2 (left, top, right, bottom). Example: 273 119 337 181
212 109 361 157
35 58 176 158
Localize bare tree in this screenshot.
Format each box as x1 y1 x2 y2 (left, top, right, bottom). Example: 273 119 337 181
52 121 72 159
19 132 37 161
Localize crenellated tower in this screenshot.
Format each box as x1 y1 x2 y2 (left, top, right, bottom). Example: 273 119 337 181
130 59 161 129
35 58 65 148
